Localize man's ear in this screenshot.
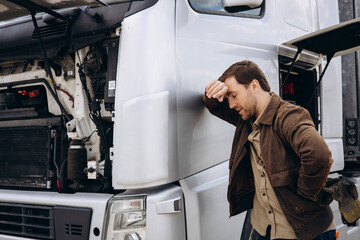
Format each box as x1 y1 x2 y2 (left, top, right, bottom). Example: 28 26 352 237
251 79 260 92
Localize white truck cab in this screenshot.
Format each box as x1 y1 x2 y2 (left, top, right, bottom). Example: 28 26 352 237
0 0 359 239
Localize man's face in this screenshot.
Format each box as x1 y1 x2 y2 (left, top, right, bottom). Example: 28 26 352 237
224 76 257 120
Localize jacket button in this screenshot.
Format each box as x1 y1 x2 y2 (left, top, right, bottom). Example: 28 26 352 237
261 174 264 177
268 211 272 214
262 193 266 196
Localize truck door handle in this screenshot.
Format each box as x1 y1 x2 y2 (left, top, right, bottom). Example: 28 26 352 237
156 193 182 214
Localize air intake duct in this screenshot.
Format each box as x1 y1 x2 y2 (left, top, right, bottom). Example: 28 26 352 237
67 140 87 182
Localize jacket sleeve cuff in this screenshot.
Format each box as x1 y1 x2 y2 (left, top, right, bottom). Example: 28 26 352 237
297 187 333 207
203 91 222 111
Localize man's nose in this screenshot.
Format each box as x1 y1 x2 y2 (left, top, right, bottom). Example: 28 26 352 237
228 99 236 109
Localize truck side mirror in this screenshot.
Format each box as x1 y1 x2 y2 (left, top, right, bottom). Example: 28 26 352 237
222 0 264 9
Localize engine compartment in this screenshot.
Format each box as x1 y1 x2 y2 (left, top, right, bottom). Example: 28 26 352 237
0 0 160 194
0 40 116 193
0 0 149 193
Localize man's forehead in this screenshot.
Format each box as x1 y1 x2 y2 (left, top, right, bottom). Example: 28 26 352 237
224 76 242 89
224 75 237 83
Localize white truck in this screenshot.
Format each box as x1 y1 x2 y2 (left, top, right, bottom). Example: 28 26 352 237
0 0 359 239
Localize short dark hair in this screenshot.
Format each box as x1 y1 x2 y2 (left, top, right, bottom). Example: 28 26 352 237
219 61 270 92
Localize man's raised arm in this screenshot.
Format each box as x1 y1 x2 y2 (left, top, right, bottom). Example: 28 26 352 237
203 80 242 126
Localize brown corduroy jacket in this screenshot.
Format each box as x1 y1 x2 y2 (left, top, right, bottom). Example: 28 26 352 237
203 92 334 240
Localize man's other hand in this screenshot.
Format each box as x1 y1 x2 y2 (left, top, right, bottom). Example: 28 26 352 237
205 80 228 102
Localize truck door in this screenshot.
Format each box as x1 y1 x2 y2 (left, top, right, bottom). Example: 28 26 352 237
175 0 276 239
175 0 276 182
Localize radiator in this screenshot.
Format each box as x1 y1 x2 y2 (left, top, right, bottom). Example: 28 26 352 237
0 117 63 190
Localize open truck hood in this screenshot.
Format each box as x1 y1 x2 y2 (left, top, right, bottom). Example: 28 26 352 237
0 0 106 22
0 0 142 61
283 18 360 58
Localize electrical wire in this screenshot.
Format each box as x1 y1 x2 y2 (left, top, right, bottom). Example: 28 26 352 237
77 49 112 181
56 86 74 104
83 129 98 143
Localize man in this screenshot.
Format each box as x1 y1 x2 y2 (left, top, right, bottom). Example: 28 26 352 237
203 61 336 240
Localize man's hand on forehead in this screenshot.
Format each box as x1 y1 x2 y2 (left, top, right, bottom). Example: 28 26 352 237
205 80 228 102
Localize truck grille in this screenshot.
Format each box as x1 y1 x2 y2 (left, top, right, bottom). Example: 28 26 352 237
0 203 92 240
0 203 54 239
65 224 83 236
54 206 92 240
0 116 64 191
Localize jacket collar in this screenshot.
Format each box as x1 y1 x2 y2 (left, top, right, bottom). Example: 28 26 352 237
256 92 281 125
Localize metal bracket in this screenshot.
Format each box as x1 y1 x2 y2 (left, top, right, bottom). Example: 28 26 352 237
282 46 304 87
306 52 335 108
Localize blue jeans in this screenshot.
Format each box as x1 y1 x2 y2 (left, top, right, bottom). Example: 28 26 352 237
256 229 336 240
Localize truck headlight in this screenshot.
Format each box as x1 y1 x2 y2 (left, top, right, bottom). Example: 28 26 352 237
103 196 146 240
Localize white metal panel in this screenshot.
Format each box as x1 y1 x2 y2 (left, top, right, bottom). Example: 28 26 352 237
277 0 320 41
146 185 186 240
112 0 178 189
115 92 169 186
321 57 343 138
316 0 340 29
325 138 345 172
281 0 312 32
180 161 246 240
